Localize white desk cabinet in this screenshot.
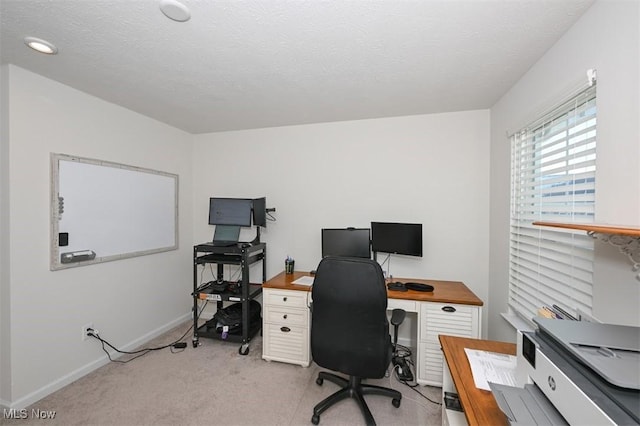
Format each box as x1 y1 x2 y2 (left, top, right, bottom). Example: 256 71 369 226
262 287 311 367
262 272 483 387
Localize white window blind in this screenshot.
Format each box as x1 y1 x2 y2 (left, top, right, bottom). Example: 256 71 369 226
509 84 597 324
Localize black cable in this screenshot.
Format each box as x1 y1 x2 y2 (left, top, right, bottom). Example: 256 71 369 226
380 253 391 269
379 253 394 278
195 281 213 292
393 363 442 405
391 345 442 406
94 337 153 363
195 264 214 292
89 301 209 363
395 343 412 359
407 382 442 405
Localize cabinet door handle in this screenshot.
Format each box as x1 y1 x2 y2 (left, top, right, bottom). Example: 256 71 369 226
442 306 456 313
283 297 287 302
280 326 291 333
283 314 288 319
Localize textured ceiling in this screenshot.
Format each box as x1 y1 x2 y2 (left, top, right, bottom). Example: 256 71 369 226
1 0 595 134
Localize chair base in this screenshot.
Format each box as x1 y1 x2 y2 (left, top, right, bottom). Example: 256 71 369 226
311 371 401 426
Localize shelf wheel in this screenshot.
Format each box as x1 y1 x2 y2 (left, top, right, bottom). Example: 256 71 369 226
239 343 249 355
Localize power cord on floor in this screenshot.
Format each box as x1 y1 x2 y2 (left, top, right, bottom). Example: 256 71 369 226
391 343 442 406
88 330 182 363
393 343 413 380
87 301 209 363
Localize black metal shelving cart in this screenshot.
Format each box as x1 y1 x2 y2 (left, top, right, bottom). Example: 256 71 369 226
192 242 266 355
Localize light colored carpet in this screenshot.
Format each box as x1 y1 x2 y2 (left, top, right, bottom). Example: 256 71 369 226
1 322 442 426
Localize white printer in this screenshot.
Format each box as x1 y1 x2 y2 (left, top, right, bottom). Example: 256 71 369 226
500 318 640 425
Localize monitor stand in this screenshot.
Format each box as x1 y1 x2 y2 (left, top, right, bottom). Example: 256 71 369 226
250 226 261 244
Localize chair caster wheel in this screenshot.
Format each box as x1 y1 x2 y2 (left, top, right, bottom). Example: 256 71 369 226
316 377 324 386
311 414 320 425
392 398 401 408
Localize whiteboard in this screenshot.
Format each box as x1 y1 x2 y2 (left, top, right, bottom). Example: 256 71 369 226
50 153 178 270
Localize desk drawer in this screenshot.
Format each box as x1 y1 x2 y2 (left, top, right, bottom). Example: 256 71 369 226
387 298 417 313
420 302 479 342
264 289 309 309
264 305 308 326
263 322 310 366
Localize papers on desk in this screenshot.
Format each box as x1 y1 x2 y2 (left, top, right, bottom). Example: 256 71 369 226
464 348 518 391
291 276 314 286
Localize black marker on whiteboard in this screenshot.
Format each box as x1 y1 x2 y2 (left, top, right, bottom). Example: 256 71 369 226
60 250 96 264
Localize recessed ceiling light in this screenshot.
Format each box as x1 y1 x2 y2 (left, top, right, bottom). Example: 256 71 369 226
24 37 58 55
159 0 191 22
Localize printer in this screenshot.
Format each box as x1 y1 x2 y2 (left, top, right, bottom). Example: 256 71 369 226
491 318 639 425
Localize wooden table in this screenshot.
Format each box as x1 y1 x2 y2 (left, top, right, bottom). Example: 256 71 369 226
263 271 484 386
263 271 483 306
439 335 516 426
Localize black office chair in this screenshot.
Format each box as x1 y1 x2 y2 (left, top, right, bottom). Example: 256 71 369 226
310 256 402 426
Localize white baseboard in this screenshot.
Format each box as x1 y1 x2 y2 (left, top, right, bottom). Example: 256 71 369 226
7 312 191 410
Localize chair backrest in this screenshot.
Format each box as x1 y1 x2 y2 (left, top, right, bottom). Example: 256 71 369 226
311 256 391 379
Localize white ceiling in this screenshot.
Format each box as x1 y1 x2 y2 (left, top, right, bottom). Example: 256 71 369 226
1 0 595 134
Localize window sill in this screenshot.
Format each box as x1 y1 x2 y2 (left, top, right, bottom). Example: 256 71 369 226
501 312 534 333
532 221 640 236
534 221 640 280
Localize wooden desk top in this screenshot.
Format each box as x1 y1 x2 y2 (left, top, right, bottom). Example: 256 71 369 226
439 335 516 426
263 271 483 306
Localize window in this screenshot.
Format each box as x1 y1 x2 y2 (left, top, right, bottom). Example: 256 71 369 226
509 84 597 324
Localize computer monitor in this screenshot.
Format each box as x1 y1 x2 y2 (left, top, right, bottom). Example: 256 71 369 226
321 228 371 259
208 198 253 227
371 222 423 257
252 197 267 227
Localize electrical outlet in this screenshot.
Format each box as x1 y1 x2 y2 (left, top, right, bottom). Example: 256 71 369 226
81 323 94 341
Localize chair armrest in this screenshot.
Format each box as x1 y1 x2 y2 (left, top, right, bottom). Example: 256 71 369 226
390 308 406 326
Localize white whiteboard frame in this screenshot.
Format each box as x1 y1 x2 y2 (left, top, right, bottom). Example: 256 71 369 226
50 153 178 270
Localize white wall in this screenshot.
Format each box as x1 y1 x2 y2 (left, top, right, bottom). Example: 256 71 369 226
193 110 491 339
488 0 640 342
2 66 194 408
4 0 636 408
0 65 11 408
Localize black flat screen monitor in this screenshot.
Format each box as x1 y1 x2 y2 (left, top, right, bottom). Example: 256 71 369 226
252 197 267 227
371 222 423 257
208 198 253 227
321 228 371 259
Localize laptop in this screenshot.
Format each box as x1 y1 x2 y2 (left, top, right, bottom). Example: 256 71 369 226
210 225 241 247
